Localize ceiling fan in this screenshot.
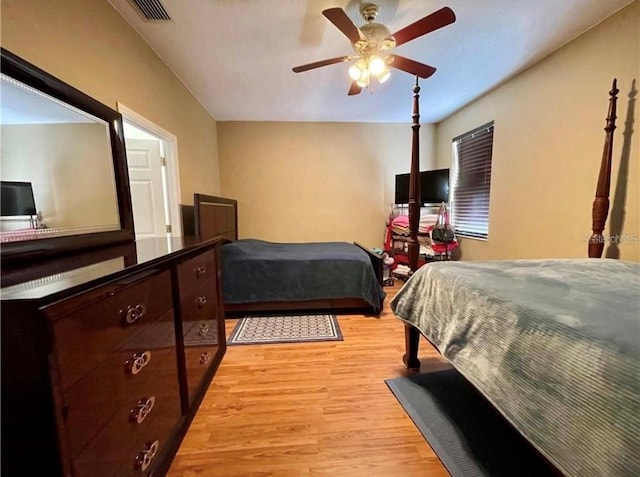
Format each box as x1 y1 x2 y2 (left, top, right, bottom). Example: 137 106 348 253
292 3 456 95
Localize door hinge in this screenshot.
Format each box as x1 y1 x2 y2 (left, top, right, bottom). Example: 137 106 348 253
165 224 172 233
160 156 167 167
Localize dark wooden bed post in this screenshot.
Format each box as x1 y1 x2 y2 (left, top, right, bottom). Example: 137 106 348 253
589 78 618 258
403 323 421 370
407 77 422 272
404 77 423 371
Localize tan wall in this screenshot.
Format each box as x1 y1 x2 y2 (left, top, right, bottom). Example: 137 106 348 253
218 122 436 249
435 1 639 261
1 0 220 205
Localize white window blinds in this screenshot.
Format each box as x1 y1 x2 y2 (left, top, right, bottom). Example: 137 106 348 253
451 122 494 239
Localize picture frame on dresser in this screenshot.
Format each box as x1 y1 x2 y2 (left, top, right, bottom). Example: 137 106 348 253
0 48 135 264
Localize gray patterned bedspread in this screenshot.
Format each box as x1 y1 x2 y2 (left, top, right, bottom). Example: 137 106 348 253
391 259 640 477
222 239 386 313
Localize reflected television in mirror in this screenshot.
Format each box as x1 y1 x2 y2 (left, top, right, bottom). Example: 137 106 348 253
1 181 37 217
0 48 134 263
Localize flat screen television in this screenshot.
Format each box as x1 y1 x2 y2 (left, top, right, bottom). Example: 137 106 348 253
394 168 450 205
1 181 37 216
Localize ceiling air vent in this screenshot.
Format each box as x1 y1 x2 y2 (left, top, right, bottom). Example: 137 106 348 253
129 0 171 20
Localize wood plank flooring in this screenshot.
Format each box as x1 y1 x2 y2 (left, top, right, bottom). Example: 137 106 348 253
167 284 451 477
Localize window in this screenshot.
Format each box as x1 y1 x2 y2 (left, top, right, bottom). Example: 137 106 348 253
451 122 494 239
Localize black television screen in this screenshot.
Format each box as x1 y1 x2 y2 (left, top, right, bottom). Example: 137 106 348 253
394 169 449 205
421 168 450 204
1 181 37 216
394 173 411 205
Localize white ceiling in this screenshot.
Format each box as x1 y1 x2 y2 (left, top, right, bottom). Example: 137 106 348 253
107 0 633 123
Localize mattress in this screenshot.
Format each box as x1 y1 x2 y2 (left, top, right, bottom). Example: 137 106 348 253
391 258 640 477
222 239 386 313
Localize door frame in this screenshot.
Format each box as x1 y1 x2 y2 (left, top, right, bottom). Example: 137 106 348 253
117 103 182 237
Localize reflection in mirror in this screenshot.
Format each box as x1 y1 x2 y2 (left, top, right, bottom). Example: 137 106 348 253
0 73 120 243
0 256 126 300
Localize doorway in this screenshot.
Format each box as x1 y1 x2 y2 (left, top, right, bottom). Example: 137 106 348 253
117 104 182 239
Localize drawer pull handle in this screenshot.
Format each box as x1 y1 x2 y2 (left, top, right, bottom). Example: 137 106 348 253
199 352 211 365
194 265 207 278
130 396 156 424
195 296 208 307
198 323 209 336
135 439 159 472
121 304 146 325
125 351 152 375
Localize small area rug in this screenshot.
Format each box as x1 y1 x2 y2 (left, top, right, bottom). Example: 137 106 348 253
385 368 558 477
227 313 343 345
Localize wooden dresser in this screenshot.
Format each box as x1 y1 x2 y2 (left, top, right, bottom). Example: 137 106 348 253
1 237 226 476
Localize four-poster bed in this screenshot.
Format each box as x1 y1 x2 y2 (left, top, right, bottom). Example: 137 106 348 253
392 79 639 476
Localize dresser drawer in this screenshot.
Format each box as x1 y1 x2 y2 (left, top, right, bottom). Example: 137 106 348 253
175 248 223 407
184 344 220 403
176 249 216 295
48 270 173 392
180 291 220 405
63 312 176 459
70 344 180 477
179 281 219 327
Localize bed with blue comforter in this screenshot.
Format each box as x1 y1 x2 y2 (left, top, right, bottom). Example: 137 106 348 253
391 258 640 476
222 239 386 314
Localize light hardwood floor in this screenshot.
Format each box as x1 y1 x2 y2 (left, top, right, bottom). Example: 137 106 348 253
167 283 451 477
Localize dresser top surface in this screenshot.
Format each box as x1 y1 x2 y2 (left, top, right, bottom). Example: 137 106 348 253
1 236 221 300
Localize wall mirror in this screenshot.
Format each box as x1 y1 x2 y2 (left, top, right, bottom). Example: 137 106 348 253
0 48 134 263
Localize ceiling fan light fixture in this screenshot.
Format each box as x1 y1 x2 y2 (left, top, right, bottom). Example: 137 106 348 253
349 59 367 80
348 64 361 81
368 55 386 76
356 69 370 88
378 68 391 84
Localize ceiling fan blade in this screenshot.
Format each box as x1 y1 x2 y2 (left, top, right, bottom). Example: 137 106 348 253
322 7 364 43
348 81 362 96
389 55 437 79
390 6 456 47
292 56 349 73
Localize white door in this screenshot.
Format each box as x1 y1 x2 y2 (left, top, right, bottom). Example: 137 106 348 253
126 138 167 238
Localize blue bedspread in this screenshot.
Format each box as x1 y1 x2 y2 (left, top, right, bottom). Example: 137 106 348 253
391 258 640 476
222 239 386 313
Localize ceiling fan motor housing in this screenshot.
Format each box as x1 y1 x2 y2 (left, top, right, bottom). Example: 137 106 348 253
353 23 396 55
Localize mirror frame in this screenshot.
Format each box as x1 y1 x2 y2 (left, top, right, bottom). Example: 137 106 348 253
1 48 135 264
